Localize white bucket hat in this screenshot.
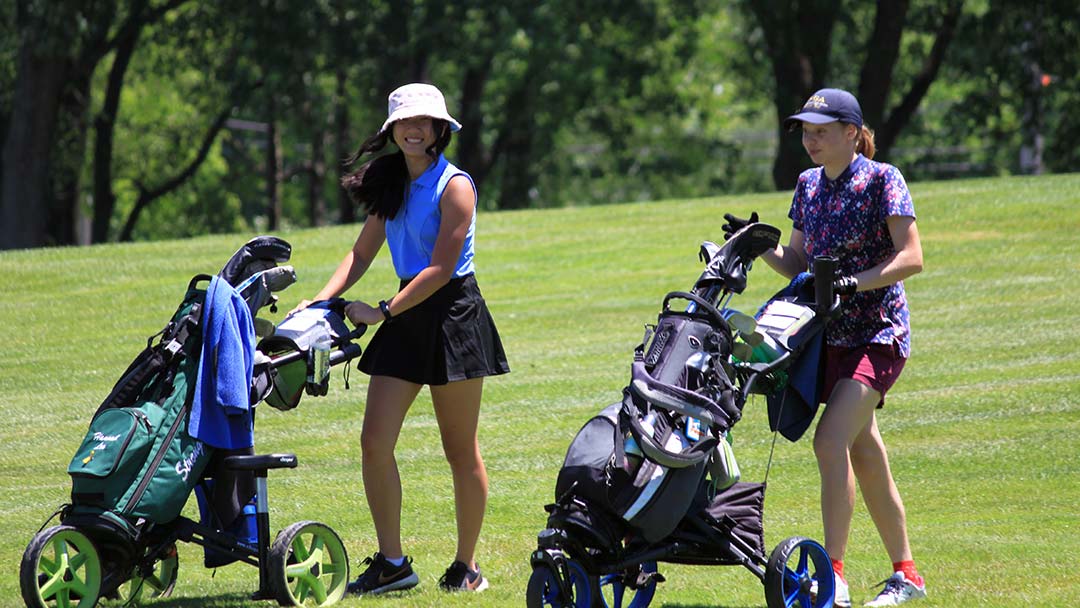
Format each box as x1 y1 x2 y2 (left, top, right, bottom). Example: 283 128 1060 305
378 83 462 135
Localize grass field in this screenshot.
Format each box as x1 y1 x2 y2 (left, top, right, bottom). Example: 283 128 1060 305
2 172 1078 607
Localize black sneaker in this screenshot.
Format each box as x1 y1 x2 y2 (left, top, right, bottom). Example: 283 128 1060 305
346 552 419 595
438 560 489 592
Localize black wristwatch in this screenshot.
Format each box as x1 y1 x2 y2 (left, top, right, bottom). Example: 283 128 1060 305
378 300 392 321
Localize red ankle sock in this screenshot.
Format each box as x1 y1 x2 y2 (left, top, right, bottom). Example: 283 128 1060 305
831 558 845 581
893 560 923 586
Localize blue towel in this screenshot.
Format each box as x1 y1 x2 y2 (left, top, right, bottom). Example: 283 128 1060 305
764 273 825 442
190 276 256 449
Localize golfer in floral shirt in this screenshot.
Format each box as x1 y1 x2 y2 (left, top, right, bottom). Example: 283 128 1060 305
725 88 927 607
790 152 915 360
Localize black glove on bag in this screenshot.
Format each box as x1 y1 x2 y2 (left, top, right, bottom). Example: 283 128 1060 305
721 211 759 240
833 275 858 296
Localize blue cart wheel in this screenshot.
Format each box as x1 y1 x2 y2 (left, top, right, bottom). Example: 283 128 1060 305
526 559 592 608
596 560 658 608
764 536 832 608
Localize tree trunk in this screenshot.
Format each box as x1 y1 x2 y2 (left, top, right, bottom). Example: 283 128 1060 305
308 125 326 227
265 96 282 231
91 23 141 243
874 1 963 159
333 66 354 224
858 0 911 131
0 47 69 250
751 0 840 190
456 66 491 184
45 72 92 247
492 76 539 209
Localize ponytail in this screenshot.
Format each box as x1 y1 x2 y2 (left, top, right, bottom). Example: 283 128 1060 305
856 124 876 159
339 119 454 220
340 130 409 220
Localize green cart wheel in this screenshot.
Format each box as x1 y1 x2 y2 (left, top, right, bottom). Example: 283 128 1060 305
20 526 103 608
269 521 350 606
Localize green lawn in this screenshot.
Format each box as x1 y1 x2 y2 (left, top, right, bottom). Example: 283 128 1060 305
2 173 1078 607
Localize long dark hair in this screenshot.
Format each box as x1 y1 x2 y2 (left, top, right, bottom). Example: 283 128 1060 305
341 119 453 220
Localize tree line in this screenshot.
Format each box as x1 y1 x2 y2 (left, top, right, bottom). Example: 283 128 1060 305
2 0 1077 250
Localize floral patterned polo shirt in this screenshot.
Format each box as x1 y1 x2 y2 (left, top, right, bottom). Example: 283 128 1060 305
788 154 916 357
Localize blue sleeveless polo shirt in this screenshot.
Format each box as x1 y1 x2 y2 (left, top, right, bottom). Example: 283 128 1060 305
384 154 476 280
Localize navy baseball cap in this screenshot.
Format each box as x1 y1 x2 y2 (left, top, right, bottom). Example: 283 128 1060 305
784 88 863 130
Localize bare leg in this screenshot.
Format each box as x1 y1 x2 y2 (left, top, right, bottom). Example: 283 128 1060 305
851 414 913 564
360 375 421 559
813 379 880 562
431 377 488 569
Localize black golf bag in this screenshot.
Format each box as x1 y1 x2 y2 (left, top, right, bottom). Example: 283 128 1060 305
529 223 844 608
554 291 744 544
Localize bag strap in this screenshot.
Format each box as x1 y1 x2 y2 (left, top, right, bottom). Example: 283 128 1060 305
629 360 731 430
94 280 205 414
661 291 730 333
620 390 717 469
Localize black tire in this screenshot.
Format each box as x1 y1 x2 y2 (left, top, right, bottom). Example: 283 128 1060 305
20 526 102 608
526 560 592 608
268 520 350 607
764 535 832 608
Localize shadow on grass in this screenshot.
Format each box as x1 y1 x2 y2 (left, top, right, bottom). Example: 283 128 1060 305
146 591 262 608
658 604 762 608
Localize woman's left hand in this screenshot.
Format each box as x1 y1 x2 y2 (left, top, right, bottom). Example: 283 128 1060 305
344 300 384 326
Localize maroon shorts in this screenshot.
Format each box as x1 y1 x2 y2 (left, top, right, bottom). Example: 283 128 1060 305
821 343 906 408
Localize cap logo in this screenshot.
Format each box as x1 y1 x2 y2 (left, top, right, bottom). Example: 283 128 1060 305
804 95 829 110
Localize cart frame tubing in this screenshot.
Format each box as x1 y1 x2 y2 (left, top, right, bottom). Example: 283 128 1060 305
252 472 274 599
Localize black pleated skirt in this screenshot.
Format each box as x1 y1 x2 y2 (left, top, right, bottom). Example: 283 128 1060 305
358 274 510 385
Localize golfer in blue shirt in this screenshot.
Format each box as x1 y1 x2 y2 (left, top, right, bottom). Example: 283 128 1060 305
292 83 509 595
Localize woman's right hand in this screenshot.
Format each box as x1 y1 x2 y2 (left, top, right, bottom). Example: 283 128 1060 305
287 299 314 317
343 300 384 327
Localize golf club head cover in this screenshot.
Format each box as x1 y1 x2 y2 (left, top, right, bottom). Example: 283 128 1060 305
240 265 297 317
219 236 292 287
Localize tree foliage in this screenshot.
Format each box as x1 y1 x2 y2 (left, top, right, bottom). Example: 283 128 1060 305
739 0 964 189
1 0 1078 250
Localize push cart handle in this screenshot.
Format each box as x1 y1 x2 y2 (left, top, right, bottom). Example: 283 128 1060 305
330 343 361 366
265 335 364 370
